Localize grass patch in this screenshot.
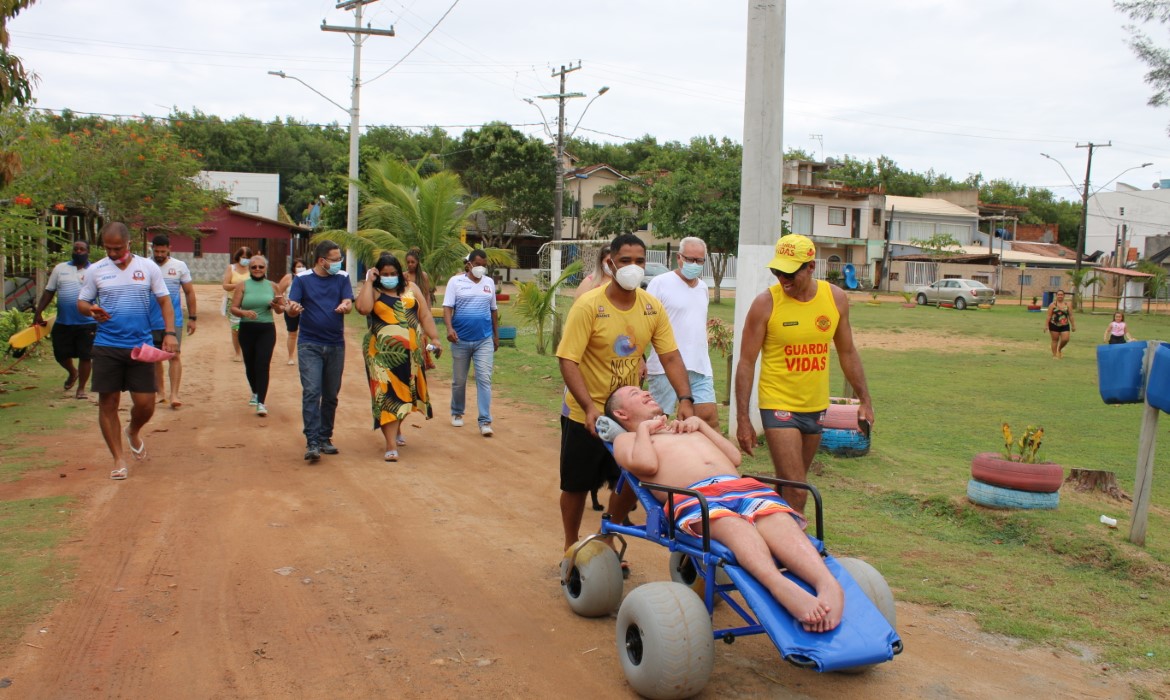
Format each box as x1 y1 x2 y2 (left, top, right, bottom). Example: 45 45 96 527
0 495 75 646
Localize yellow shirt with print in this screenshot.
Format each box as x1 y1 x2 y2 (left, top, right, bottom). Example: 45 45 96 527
556 285 679 424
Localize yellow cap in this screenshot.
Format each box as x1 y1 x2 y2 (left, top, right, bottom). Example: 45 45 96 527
767 234 816 273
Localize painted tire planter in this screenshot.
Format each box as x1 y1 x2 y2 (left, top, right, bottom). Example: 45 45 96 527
970 453 1064 493
818 427 869 457
966 479 1059 510
824 398 861 431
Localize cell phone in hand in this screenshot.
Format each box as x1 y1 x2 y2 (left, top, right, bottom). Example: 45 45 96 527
858 418 872 439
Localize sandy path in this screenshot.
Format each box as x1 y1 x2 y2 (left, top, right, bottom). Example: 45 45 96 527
0 285 1155 698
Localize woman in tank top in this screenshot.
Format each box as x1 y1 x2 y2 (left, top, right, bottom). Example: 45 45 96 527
230 255 284 417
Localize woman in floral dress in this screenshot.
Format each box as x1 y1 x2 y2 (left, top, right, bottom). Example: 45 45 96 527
355 253 443 461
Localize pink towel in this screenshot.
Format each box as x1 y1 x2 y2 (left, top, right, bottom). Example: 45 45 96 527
131 343 175 363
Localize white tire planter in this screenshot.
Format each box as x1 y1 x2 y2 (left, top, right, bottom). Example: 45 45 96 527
560 540 624 618
616 582 714 700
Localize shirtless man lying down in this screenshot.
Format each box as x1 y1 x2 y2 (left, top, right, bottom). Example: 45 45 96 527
606 385 844 633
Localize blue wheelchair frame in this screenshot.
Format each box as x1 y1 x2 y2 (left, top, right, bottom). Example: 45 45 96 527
592 464 903 672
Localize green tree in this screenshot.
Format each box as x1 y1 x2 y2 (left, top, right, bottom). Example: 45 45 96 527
649 136 742 303
317 157 512 281
1136 258 1168 302
1117 0 1170 129
513 259 582 354
447 123 554 246
1065 267 1104 310
0 1 39 107
62 118 224 249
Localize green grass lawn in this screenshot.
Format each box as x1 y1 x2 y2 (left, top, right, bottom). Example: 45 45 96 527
490 291 1170 670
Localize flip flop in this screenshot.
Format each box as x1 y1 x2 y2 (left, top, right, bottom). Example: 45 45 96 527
75 392 89 400
171 399 183 409
124 427 146 460
110 467 128 480
384 450 399 462
396 435 406 447
63 374 77 391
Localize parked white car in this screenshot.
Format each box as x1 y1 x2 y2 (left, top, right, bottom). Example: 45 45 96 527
913 279 996 310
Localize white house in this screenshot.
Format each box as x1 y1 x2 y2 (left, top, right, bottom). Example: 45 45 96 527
1085 181 1170 262
197 171 281 221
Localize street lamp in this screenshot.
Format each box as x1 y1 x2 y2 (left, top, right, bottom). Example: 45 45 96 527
1040 153 1152 271
534 85 609 241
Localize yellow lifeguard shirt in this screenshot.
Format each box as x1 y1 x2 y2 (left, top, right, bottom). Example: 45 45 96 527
556 285 678 424
758 279 840 413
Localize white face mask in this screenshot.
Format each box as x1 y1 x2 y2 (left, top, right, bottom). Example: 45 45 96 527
611 262 644 291
470 265 487 279
239 257 251 267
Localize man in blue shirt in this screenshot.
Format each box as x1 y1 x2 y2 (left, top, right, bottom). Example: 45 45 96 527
442 249 499 437
286 239 354 462
77 222 177 480
33 239 97 399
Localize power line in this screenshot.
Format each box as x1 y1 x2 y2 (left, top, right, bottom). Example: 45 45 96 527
365 0 462 86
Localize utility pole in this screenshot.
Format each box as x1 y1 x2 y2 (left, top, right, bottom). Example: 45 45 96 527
543 62 582 241
1074 141 1110 272
321 0 395 285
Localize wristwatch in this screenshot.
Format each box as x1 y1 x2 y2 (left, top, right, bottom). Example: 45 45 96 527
188 315 197 321
678 395 694 403
164 331 177 337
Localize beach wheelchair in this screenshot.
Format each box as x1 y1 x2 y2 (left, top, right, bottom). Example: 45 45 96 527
560 452 902 699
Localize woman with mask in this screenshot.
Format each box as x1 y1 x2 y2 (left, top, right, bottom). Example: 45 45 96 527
229 255 284 417
278 258 307 365
222 246 253 362
356 252 443 462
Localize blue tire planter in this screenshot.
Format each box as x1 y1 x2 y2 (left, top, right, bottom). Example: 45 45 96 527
818 427 870 457
966 479 1059 510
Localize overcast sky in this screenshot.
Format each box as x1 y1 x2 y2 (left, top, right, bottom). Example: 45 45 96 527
12 0 1170 201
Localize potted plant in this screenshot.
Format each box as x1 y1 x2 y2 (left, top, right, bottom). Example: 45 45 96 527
1026 295 1042 312
968 423 1064 508
899 291 917 308
825 269 843 286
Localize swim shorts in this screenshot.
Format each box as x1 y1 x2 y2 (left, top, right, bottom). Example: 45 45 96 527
669 475 804 537
759 408 825 434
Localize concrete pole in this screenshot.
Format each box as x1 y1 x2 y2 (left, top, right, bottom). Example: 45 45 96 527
553 68 567 242
729 0 785 434
344 2 364 288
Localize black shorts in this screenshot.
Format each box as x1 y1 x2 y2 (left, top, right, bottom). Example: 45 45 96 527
760 408 826 435
560 415 621 493
285 313 300 333
1048 323 1070 333
90 345 157 394
1108 335 1126 345
150 329 182 351
51 323 96 363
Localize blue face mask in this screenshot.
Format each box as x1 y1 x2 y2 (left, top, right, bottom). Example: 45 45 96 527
327 260 343 275
381 276 399 289
681 261 704 280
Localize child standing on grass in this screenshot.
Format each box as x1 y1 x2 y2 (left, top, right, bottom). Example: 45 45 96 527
1104 312 1135 345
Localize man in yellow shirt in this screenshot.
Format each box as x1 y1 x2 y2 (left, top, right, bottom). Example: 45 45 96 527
734 234 873 514
557 233 694 559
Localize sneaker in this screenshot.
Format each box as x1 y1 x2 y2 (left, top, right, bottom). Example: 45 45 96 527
249 394 258 406
320 439 339 455
256 403 268 417
304 444 321 462
451 415 464 427
479 423 493 437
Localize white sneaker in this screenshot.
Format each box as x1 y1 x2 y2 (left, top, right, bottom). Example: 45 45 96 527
451 415 464 427
249 394 258 406
256 403 268 417
479 423 493 437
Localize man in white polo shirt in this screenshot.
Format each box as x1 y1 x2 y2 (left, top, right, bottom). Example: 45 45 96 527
78 222 177 480
442 249 499 436
645 236 719 430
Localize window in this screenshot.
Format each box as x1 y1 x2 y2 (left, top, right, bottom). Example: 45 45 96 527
972 275 990 285
791 204 813 234
828 207 846 226
888 271 899 281
1019 274 1032 285
193 238 203 258
872 208 882 225
1049 275 1062 287
828 255 841 263
237 197 260 214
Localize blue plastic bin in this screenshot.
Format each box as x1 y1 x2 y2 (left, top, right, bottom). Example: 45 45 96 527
1147 343 1170 413
1042 291 1055 307
1097 341 1148 404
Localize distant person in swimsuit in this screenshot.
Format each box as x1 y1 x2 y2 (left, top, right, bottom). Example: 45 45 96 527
1045 289 1075 359
606 384 844 632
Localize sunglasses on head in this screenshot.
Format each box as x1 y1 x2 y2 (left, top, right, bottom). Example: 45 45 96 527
775 262 808 280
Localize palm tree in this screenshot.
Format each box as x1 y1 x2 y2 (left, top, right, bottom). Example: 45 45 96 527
314 157 514 281
513 260 582 354
1065 267 1103 311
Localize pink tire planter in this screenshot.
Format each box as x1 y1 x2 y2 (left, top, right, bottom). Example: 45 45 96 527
824 398 860 431
970 452 1064 493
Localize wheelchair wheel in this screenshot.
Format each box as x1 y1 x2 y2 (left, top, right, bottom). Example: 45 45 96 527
615 582 713 700
560 540 624 618
834 557 896 675
668 551 730 607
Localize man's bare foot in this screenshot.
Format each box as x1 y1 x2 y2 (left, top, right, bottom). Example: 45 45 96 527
768 578 829 631
810 579 846 632
171 397 183 409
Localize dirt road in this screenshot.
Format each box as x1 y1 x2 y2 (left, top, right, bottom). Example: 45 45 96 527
0 285 1155 698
